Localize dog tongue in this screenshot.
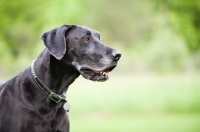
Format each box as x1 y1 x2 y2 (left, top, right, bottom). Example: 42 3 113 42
103 71 109 76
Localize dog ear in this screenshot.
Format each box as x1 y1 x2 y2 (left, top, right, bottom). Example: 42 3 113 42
41 25 73 60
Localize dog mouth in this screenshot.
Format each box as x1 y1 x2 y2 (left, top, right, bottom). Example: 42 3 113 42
80 66 116 82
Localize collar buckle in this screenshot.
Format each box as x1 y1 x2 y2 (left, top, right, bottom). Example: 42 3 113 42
49 92 67 103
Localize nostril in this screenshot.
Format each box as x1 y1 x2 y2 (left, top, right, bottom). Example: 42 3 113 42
114 54 121 60
112 50 122 61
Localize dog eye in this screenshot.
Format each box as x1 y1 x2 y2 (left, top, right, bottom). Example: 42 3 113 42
83 37 90 41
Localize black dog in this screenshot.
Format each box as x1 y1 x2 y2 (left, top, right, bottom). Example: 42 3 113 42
0 25 121 132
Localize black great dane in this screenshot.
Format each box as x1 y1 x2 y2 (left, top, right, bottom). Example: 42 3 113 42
0 25 121 132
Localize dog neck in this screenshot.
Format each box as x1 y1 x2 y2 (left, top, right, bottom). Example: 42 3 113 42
34 49 80 95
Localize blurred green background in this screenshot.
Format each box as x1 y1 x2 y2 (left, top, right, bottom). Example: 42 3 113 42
0 0 200 132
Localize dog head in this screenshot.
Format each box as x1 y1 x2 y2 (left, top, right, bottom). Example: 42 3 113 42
42 25 121 82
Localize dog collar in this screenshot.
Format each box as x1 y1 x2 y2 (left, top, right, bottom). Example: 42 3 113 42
31 60 68 104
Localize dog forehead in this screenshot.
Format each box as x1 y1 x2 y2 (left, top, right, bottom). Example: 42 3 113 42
76 25 100 35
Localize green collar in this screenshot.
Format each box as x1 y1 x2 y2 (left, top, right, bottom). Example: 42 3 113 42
31 60 67 103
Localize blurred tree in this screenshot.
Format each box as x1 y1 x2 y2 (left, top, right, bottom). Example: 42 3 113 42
155 0 200 53
42 0 86 29
0 0 45 57
83 0 154 47
0 0 87 58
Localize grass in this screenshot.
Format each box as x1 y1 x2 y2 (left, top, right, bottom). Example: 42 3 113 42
70 113 200 132
66 73 200 132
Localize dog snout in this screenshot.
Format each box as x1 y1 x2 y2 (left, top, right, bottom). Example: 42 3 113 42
111 50 121 61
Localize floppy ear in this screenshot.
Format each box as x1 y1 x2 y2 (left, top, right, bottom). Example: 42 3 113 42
41 25 72 60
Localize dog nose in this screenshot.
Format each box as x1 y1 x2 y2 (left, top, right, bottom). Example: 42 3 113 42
112 50 121 61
